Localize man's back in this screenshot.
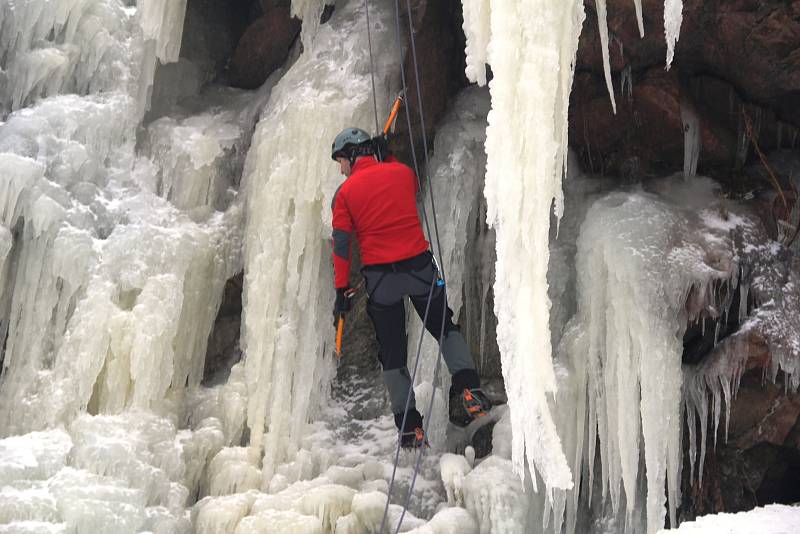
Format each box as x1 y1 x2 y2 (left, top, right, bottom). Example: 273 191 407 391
333 156 429 267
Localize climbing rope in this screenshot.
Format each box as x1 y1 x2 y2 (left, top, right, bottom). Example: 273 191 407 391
364 0 451 532
364 0 381 135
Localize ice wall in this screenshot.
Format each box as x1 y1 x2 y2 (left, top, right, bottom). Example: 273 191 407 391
461 0 585 491
408 86 490 445
0 1 265 531
0 91 259 437
239 0 400 485
0 0 208 435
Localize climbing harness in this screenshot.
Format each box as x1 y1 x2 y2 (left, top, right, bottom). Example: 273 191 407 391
359 1 453 532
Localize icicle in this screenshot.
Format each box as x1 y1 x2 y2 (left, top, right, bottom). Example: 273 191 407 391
291 0 327 53
664 0 683 70
735 113 750 168
461 0 492 86
137 0 189 63
472 0 585 491
633 0 645 37
596 0 618 113
620 65 633 104
680 100 700 179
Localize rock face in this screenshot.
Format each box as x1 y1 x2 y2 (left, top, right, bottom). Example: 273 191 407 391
389 0 470 164
569 0 800 180
229 6 301 89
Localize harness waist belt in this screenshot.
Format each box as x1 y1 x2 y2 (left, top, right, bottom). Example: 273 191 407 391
363 251 431 272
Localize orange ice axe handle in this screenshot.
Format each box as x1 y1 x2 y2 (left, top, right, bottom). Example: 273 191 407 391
334 283 361 359
335 316 345 359
383 93 404 135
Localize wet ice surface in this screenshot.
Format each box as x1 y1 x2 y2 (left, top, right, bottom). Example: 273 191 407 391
195 365 516 533
657 504 800 534
0 363 520 533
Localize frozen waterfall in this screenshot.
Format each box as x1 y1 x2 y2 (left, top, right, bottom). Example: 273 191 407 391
0 0 259 532
1 1 797 533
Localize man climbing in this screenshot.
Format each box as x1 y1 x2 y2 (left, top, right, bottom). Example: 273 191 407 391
330 127 491 450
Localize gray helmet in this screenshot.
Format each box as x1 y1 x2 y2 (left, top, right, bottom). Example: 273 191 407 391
331 127 371 161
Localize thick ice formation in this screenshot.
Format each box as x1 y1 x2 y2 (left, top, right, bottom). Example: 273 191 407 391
408 86 490 444
239 0 400 484
553 177 770 534
0 0 264 531
462 0 696 510
0 413 214 533
461 0 585 491
189 370 460 533
0 0 187 116
138 0 188 63
290 0 327 52
0 99 249 433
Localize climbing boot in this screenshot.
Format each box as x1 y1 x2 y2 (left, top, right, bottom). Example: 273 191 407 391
395 410 426 449
449 388 492 427
400 426 428 449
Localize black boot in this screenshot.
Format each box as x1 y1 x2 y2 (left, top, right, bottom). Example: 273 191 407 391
449 369 490 427
395 410 426 449
449 387 492 427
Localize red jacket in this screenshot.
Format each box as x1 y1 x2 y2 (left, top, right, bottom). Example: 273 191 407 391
331 156 429 288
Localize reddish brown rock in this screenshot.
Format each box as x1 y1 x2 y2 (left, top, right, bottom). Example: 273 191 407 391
229 6 300 90
569 66 685 177
571 0 800 178
389 0 469 165
728 372 800 449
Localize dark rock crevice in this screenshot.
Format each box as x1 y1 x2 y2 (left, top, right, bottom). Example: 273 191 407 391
202 271 244 386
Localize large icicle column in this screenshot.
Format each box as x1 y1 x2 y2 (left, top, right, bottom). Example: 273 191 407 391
461 0 585 490
558 177 767 534
240 0 400 484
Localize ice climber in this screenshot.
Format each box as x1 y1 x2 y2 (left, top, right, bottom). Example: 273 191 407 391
330 127 492 449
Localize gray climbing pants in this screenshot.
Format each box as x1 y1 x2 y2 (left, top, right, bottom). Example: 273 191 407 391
362 251 480 421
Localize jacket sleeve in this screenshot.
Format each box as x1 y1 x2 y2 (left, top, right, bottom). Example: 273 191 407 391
331 184 353 289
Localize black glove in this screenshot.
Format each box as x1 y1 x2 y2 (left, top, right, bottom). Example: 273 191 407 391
333 287 351 326
371 135 390 162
